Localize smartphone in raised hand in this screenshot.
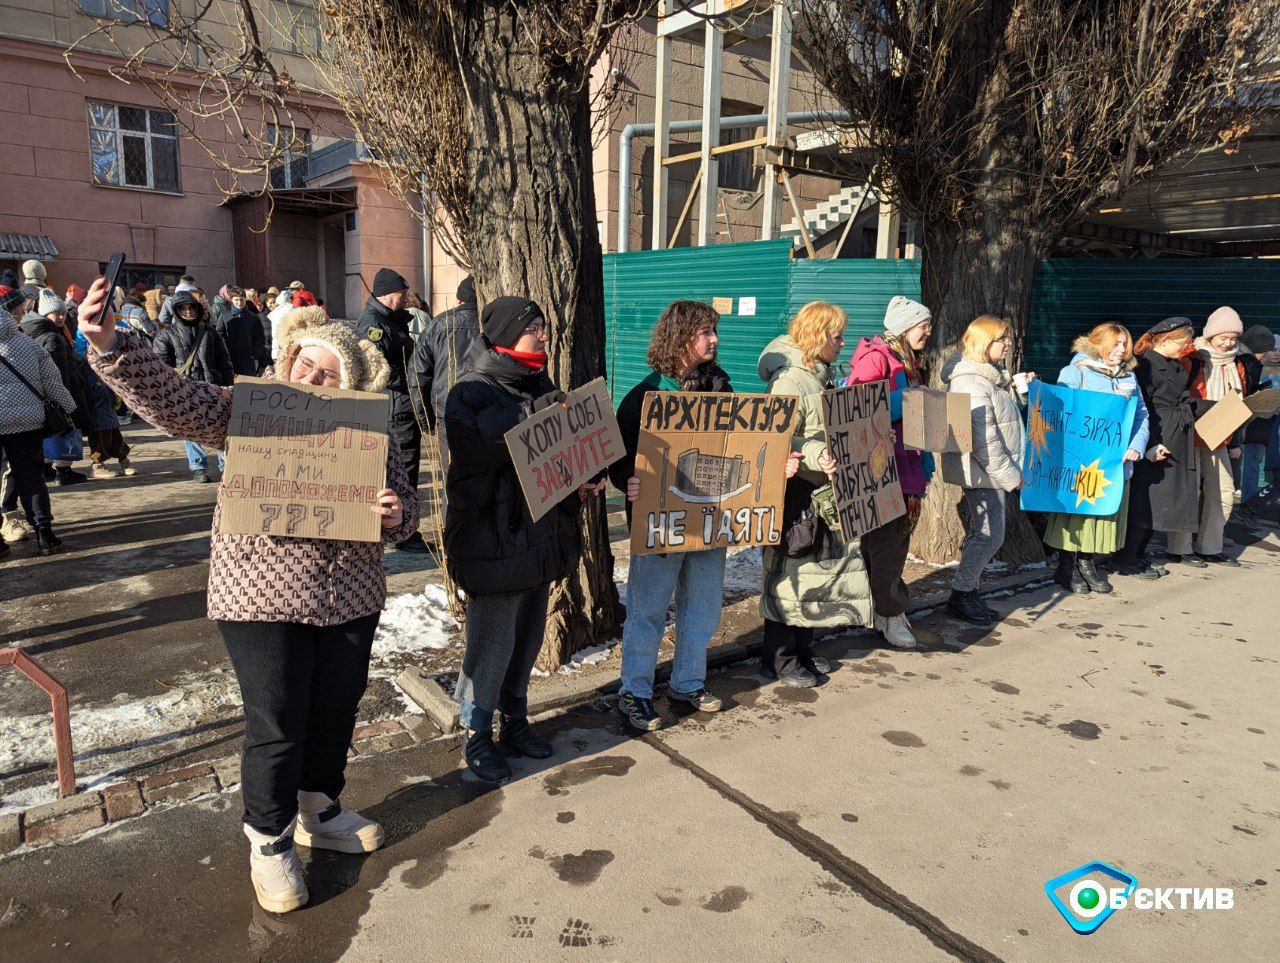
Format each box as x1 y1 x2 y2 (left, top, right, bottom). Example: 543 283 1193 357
90 252 126 326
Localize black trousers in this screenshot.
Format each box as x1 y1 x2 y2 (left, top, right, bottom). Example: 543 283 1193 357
1114 524 1153 566
218 612 379 836
861 513 912 617
0 430 53 527
389 396 422 492
760 618 815 677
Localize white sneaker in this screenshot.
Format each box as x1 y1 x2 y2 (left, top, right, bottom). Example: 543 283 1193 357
243 823 308 914
90 463 119 480
0 511 32 542
294 791 384 854
874 613 918 649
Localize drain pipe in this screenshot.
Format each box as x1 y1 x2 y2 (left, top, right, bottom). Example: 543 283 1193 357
615 110 851 253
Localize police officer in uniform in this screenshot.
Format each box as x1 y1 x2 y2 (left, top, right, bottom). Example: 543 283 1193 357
357 267 426 552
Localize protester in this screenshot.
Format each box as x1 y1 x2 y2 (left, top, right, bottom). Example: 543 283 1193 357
0 268 17 290
941 316 1030 623
845 296 936 649
611 301 735 731
20 259 46 289
153 291 234 483
143 286 165 325
756 302 861 686
217 286 271 377
78 277 417 914
19 288 88 486
1043 323 1150 593
405 292 430 340
444 296 589 781
63 284 86 337
73 325 134 478
1239 324 1279 512
358 268 426 552
1165 307 1262 565
0 291 76 555
267 289 295 362
1115 317 1197 576
412 275 479 471
157 275 197 327
115 291 155 344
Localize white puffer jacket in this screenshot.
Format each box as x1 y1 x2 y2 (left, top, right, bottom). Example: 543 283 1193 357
940 356 1024 492
0 307 76 435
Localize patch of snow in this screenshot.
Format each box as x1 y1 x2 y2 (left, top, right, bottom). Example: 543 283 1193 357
984 560 1009 572
907 552 959 569
373 584 460 662
557 641 618 674
0 782 56 816
724 546 762 595
1020 560 1049 570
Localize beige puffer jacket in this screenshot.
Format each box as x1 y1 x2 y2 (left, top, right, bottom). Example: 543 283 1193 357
940 356 1024 492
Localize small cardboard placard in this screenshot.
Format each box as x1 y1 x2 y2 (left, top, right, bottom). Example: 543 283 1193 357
902 388 973 453
1195 393 1253 450
821 381 906 539
219 377 389 542
504 377 625 523
630 391 797 555
1246 386 1280 417
711 296 733 316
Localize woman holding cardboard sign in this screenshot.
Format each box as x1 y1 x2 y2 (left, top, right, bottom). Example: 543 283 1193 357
77 277 417 915
758 301 872 687
443 296 595 785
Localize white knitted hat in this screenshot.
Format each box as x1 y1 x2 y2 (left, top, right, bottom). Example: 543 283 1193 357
883 296 931 336
37 289 66 317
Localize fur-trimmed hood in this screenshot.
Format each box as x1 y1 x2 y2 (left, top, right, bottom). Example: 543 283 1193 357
274 306 390 392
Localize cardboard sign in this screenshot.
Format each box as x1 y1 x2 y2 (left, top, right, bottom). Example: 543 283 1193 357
1246 386 1280 416
902 388 973 453
504 377 625 523
822 381 906 539
1195 393 1253 450
711 297 733 316
630 391 797 555
1020 380 1137 516
220 377 389 542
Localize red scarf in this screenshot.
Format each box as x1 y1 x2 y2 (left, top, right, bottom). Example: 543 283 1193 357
493 345 547 370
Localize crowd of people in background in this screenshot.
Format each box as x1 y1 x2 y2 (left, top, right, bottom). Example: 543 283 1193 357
4 258 1279 915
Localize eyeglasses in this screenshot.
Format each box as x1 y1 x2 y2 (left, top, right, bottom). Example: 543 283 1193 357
523 320 546 336
295 356 341 383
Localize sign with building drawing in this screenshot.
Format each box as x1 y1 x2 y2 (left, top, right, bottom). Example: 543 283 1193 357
630 391 798 555
822 380 906 538
219 377 389 542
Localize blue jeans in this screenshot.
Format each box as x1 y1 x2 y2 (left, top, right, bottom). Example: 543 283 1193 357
620 548 727 699
1241 443 1268 504
184 441 225 474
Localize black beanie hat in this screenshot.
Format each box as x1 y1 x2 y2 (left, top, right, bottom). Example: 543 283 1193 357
1242 324 1275 356
482 296 543 349
371 267 409 298
457 275 476 305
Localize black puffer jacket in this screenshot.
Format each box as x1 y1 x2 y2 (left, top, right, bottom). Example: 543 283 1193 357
412 300 480 430
217 306 269 376
152 295 234 386
356 296 415 399
443 344 581 597
18 311 88 428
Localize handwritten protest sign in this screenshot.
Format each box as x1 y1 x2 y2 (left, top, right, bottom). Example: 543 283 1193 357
220 377 388 542
821 381 905 539
1246 386 1280 416
903 388 973 453
1020 380 1137 516
505 377 624 523
1195 393 1253 450
631 391 797 555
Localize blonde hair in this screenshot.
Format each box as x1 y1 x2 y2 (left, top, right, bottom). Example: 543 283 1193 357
961 315 1012 364
788 301 848 369
1072 323 1136 371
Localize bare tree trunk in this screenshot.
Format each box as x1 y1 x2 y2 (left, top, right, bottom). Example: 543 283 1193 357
461 6 623 669
911 206 1048 566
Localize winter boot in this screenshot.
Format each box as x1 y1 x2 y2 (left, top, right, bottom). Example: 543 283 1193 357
294 791 384 854
1076 553 1113 593
499 715 554 759
1054 550 1090 594
873 613 918 649
35 524 62 555
55 466 88 486
243 823 308 914
0 511 32 542
90 462 119 480
118 457 138 476
946 589 993 626
464 728 511 784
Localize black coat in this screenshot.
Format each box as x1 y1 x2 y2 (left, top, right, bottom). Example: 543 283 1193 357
356 296 415 402
217 306 269 376
412 300 480 430
1129 350 1199 532
153 319 234 387
18 312 88 429
443 346 581 597
1244 358 1279 446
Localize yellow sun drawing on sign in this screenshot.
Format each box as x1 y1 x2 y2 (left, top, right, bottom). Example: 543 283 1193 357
1073 459 1114 508
869 434 891 479
1028 400 1053 465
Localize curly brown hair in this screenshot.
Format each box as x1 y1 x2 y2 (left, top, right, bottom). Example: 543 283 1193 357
646 300 720 380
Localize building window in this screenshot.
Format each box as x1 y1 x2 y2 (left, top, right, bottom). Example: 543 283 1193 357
80 0 168 27
89 102 181 193
718 125 757 192
267 125 311 190
270 1 321 55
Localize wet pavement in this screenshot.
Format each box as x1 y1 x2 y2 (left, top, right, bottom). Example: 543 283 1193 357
1 529 1276 961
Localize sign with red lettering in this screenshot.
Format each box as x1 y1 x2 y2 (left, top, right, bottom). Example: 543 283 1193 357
505 377 624 523
218 377 389 542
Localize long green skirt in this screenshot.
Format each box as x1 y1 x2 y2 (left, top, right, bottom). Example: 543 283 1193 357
1043 485 1130 554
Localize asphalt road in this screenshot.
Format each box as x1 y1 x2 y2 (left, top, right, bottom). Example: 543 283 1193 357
0 533 1275 961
